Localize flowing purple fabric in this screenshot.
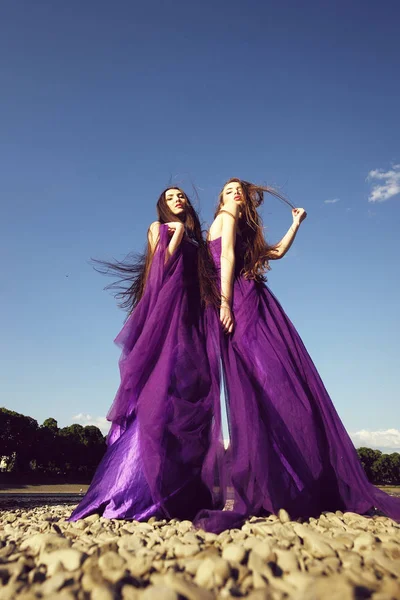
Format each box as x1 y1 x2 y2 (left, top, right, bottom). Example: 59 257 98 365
194 236 400 532
69 225 218 522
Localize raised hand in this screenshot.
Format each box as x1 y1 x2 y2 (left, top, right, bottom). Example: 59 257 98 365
292 208 307 227
165 221 185 237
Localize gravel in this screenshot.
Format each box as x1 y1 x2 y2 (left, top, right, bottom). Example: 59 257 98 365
0 505 399 599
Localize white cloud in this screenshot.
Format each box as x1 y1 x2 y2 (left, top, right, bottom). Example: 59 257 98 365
350 428 400 450
324 198 340 204
72 413 109 434
367 164 400 203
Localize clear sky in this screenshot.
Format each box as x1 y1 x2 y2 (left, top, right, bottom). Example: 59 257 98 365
1 0 399 452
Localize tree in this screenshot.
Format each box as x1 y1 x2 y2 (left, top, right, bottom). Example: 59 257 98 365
389 453 400 484
371 454 395 485
42 418 59 434
0 408 39 473
1 407 107 478
356 447 382 483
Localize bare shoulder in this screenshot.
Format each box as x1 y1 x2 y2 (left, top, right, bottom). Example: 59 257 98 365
221 199 240 218
148 221 161 250
208 202 239 241
148 221 161 234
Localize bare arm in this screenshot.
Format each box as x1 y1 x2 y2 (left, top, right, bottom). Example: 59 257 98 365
147 221 185 263
165 222 185 261
148 222 161 253
219 202 239 333
269 208 307 260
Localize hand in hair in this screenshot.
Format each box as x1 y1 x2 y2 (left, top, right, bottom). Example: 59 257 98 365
292 208 307 227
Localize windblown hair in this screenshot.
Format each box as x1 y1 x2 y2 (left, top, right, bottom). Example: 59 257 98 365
215 178 295 282
95 187 220 313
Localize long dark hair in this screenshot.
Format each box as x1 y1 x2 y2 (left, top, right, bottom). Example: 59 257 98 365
215 178 295 282
96 187 220 312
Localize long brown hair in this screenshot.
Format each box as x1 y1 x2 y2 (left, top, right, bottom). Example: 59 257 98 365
215 178 295 282
96 187 220 312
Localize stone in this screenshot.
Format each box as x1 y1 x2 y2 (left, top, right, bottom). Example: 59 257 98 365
40 548 86 575
40 572 74 595
56 592 76 600
274 548 299 573
293 524 336 558
278 508 291 524
195 557 231 589
302 574 356 600
121 586 142 600
363 549 400 578
284 571 314 593
221 543 246 563
177 520 194 534
117 535 144 553
98 551 127 583
98 551 126 571
81 570 108 592
90 585 116 600
20 533 71 556
248 549 273 580
173 542 200 558
142 586 179 600
125 555 153 577
352 532 377 552
165 572 214 600
246 591 273 600
251 540 275 562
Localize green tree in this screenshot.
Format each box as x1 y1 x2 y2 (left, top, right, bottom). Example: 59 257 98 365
371 454 394 485
0 408 38 473
1 407 106 478
357 447 382 483
42 418 59 434
388 453 400 485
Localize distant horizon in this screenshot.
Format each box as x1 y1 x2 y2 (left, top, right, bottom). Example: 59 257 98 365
2 405 399 457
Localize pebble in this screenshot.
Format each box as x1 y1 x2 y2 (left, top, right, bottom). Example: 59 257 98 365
0 501 399 599
221 543 246 563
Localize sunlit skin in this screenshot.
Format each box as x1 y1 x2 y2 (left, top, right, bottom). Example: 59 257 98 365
222 182 244 208
215 181 307 335
164 188 187 238
165 188 187 216
221 182 307 226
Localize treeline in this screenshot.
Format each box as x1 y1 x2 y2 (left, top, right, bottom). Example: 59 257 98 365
1 407 399 485
357 446 400 486
0 407 106 480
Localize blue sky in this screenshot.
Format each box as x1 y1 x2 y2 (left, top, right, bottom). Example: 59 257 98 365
1 0 399 452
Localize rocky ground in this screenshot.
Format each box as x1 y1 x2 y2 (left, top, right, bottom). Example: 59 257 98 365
0 506 400 600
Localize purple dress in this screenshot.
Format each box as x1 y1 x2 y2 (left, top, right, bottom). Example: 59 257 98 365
195 236 400 532
69 225 218 522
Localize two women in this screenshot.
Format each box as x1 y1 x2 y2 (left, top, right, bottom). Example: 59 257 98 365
71 180 400 530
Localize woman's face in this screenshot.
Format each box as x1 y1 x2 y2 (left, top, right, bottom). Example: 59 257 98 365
165 188 187 216
222 181 244 206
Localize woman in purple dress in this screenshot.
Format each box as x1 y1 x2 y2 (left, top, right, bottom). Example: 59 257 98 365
70 187 220 522
197 177 400 532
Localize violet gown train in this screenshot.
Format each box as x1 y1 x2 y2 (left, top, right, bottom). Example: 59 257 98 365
195 236 400 532
69 225 219 522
